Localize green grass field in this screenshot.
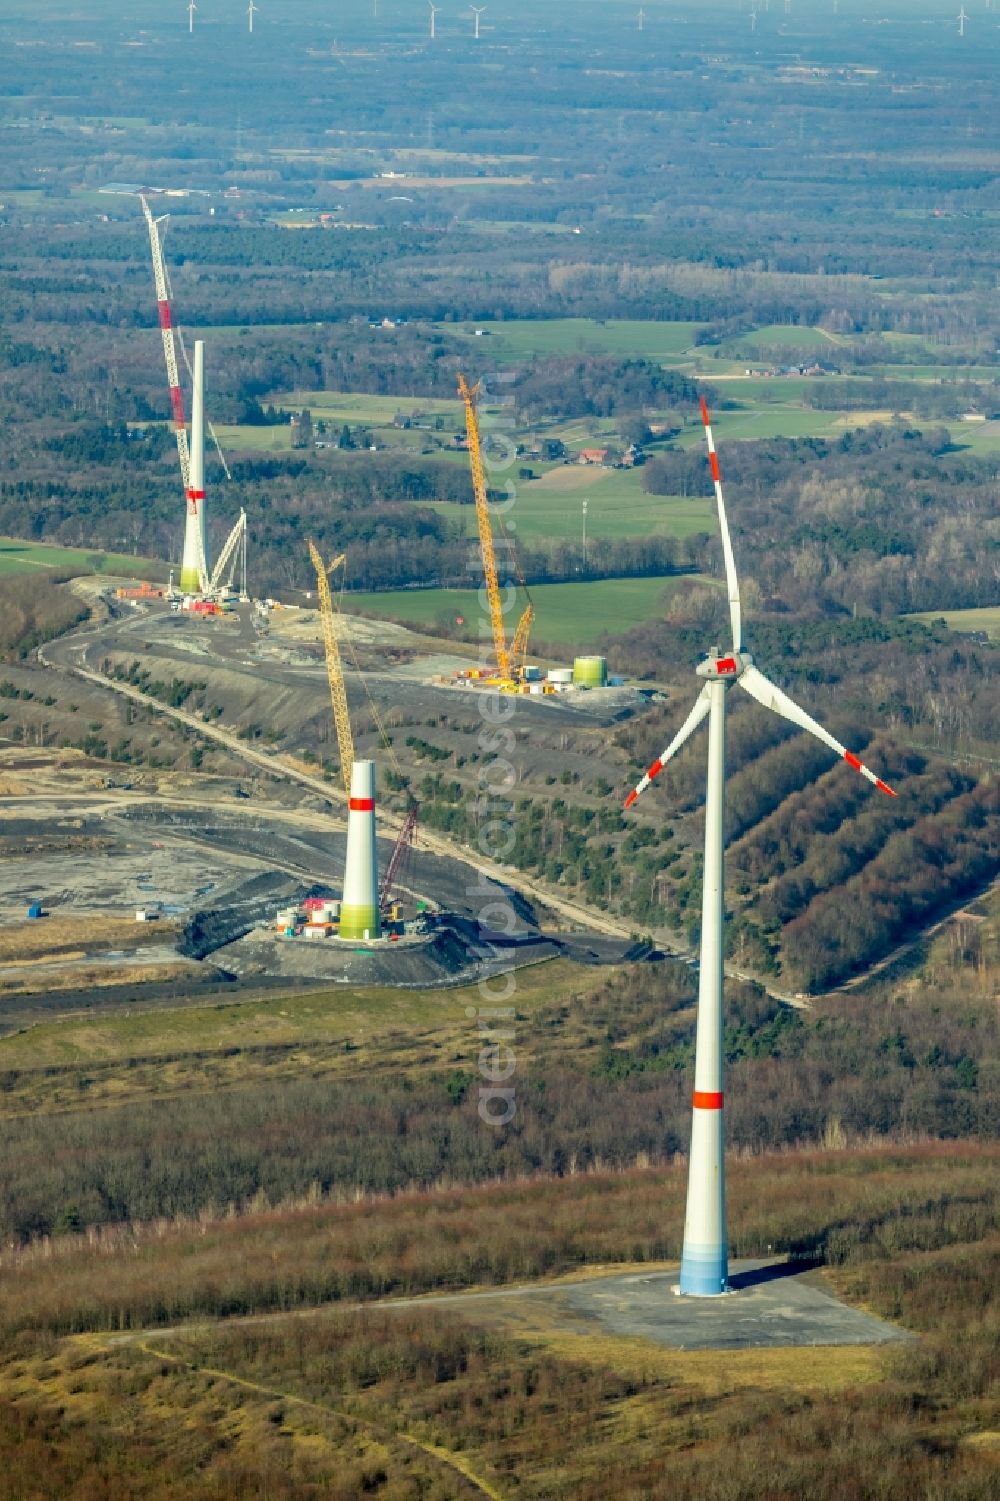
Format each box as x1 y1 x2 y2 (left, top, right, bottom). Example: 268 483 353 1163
907 606 1000 640
431 464 715 543
443 318 705 363
673 405 888 445
0 537 159 580
349 574 706 647
718 324 845 355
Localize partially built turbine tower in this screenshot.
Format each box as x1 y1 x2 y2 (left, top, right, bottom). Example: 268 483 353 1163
179 341 210 594
340 760 382 941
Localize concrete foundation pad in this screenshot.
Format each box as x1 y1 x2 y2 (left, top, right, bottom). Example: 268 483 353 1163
554 1259 911 1350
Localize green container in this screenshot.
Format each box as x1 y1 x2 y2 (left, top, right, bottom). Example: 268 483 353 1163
572 655 608 688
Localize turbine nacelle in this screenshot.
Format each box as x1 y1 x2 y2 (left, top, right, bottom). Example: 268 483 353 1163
696 650 753 681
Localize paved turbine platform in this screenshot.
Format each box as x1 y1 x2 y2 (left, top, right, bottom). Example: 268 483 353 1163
397 1259 911 1352
555 1260 910 1350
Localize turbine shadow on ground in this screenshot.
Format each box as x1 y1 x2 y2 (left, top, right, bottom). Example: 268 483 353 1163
727 1258 821 1292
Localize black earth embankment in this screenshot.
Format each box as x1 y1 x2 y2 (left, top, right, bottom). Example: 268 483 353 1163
180 873 304 963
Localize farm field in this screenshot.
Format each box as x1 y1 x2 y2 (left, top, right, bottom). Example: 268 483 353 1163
672 405 896 445
348 574 701 647
442 318 706 362
0 537 160 579
432 465 716 543
907 606 1000 640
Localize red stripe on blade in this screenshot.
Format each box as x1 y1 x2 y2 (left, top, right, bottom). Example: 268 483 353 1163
699 396 710 426
875 778 897 797
623 789 638 810
843 751 862 772
648 757 663 780
693 1091 724 1110
349 797 374 811
710 452 721 484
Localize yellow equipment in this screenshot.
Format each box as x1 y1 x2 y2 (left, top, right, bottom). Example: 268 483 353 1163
509 601 534 680
457 375 534 691
307 540 353 797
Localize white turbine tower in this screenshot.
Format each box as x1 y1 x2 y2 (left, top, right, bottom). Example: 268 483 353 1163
625 398 896 1297
958 6 968 35
248 0 258 33
187 0 197 33
471 5 486 39
637 6 646 30
429 1 440 39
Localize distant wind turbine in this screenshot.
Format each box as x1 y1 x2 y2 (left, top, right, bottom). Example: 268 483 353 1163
624 399 896 1298
471 5 486 39
187 0 196 34
429 1 440 40
749 4 758 30
248 0 258 33
637 6 646 29
958 6 968 34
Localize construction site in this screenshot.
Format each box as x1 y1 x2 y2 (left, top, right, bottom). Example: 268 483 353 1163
0 199 651 1006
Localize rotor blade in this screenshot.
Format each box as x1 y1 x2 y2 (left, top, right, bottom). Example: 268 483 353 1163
624 685 713 809
739 664 896 797
700 397 742 653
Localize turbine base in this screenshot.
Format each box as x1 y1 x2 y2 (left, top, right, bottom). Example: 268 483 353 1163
678 1243 729 1297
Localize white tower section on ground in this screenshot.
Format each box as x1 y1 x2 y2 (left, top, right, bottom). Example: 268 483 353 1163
180 340 209 594
340 760 381 940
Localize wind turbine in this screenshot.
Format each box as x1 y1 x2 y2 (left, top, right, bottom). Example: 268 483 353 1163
187 0 196 33
749 4 758 31
471 5 486 39
248 0 258 33
624 399 896 1297
429 1 440 39
958 6 968 34
637 6 646 29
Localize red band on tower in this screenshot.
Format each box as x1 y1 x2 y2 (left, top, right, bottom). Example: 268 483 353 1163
692 1091 724 1110
349 797 374 812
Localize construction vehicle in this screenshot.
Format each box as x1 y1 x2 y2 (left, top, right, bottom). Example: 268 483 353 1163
456 375 534 692
307 539 420 916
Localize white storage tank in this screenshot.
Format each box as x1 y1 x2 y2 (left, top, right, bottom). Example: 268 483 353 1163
547 667 573 684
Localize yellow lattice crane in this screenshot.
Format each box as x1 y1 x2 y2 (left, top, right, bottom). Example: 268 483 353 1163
458 374 513 683
307 539 354 797
509 601 534 679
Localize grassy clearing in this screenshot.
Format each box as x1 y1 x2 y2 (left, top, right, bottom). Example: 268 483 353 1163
349 575 700 646
907 606 1000 640
946 419 1000 453
432 465 715 543
443 318 705 362
673 406 891 445
0 959 590 1106
718 324 845 354
0 537 157 579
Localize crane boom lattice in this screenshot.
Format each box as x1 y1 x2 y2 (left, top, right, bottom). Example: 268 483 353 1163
140 195 191 493
458 374 511 684
307 540 354 798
